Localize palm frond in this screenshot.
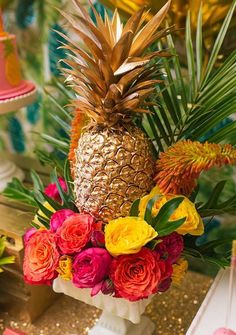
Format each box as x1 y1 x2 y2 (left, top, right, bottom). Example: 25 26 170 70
146 0 236 151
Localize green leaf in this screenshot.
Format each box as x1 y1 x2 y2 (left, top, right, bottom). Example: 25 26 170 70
30 170 45 202
129 198 141 217
152 197 184 227
144 195 160 225
2 178 37 207
40 192 63 211
0 256 15 266
196 5 203 84
201 181 227 209
36 214 50 229
186 11 196 100
201 0 236 85
34 199 54 219
146 239 159 250
157 217 186 237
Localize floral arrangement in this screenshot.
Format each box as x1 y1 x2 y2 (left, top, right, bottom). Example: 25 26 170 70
3 1 236 303
23 173 196 301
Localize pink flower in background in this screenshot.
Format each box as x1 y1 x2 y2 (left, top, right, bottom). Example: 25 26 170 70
50 209 75 233
155 232 184 264
72 248 112 290
57 213 95 254
44 177 68 202
23 230 60 285
24 227 37 245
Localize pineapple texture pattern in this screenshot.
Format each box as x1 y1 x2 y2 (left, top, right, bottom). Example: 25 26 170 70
74 125 155 222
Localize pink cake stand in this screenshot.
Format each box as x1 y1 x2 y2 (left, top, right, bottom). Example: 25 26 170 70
0 80 37 114
0 81 37 192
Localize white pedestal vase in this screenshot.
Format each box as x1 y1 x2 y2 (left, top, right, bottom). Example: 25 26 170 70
0 157 24 192
53 277 155 335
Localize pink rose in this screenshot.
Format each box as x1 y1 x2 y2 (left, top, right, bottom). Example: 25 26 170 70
44 177 68 202
72 248 112 290
57 214 95 254
50 209 75 233
24 227 37 245
23 230 60 285
155 232 184 264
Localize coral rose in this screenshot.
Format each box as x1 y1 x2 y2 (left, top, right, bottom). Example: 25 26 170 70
44 177 68 202
50 209 75 233
152 195 204 236
72 248 112 290
23 230 60 285
110 248 161 301
57 213 95 254
105 217 157 257
155 232 184 264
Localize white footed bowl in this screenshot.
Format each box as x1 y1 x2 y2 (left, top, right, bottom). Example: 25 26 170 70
53 277 153 324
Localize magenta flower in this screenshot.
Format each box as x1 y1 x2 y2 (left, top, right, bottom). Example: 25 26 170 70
72 248 112 290
24 227 37 245
50 209 75 233
44 177 68 202
155 232 184 264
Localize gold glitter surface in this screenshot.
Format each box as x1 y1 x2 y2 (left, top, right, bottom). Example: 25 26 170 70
0 271 213 335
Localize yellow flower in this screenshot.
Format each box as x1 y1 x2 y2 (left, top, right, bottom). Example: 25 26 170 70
172 258 188 286
57 256 73 281
152 195 204 236
105 217 158 257
33 202 55 227
139 185 161 218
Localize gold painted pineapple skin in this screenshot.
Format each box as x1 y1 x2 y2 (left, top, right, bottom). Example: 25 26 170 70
61 1 171 221
75 125 155 222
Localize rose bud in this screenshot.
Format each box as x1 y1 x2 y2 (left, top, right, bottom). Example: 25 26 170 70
101 278 114 295
91 230 105 247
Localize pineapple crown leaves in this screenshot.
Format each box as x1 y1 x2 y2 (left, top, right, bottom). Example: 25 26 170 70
58 0 172 126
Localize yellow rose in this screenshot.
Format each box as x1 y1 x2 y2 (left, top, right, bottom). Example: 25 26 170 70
139 185 161 217
172 258 188 286
57 256 73 281
33 201 55 227
105 217 158 257
152 195 204 236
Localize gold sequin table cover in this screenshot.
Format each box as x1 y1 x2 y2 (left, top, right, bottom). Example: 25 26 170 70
0 271 213 335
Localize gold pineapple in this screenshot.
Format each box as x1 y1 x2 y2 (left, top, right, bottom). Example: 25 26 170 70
61 0 171 222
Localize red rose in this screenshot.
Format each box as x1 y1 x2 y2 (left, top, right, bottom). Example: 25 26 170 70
23 230 60 285
44 177 68 202
155 232 184 264
57 214 95 254
110 248 161 301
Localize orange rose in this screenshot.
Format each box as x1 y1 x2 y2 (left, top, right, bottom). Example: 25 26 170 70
110 248 161 301
23 230 60 285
